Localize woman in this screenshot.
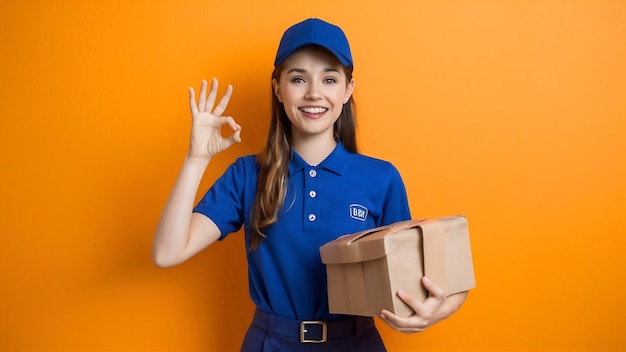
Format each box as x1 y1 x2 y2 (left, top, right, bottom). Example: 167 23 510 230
153 18 467 351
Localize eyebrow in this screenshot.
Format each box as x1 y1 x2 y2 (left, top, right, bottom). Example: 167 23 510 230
286 67 340 74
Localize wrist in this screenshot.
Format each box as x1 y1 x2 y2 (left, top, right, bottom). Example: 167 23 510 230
183 154 212 173
185 153 211 165
444 291 468 316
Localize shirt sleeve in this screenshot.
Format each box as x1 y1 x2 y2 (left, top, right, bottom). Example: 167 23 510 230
193 157 255 240
380 164 412 225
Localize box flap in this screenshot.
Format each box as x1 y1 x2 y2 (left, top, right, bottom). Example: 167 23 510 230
320 219 424 264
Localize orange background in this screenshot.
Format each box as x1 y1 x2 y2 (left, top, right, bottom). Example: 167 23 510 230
1 0 625 351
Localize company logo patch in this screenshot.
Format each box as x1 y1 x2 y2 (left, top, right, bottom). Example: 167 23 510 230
349 204 368 221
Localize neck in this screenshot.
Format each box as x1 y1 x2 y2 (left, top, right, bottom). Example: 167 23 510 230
292 134 337 166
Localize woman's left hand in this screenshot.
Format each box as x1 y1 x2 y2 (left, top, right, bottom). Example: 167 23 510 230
380 276 468 334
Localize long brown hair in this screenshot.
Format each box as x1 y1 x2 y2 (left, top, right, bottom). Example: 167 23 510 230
249 60 357 250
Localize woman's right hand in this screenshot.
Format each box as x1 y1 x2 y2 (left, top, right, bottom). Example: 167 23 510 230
188 78 241 159
152 78 239 268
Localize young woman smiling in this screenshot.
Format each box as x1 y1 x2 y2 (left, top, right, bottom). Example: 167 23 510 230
153 18 467 351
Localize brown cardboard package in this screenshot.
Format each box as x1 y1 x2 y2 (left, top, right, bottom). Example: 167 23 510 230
319 216 475 317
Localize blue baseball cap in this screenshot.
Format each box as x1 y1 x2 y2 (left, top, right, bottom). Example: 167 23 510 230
274 18 353 70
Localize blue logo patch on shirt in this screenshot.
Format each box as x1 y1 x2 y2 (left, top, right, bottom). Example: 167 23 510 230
349 204 368 221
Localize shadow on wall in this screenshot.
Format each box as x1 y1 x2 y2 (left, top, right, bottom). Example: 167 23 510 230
52 54 278 349
79 140 254 350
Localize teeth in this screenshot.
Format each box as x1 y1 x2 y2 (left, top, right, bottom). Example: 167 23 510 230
300 107 327 114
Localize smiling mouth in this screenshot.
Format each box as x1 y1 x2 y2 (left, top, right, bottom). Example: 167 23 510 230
299 107 328 114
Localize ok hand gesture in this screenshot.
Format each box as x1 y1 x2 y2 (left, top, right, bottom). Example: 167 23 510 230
188 78 241 159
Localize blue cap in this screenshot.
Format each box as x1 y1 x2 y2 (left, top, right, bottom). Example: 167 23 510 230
274 18 353 70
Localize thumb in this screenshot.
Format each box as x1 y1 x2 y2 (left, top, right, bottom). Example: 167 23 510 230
229 128 242 144
223 124 242 148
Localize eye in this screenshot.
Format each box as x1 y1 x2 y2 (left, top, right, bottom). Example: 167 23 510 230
323 77 337 84
291 77 305 83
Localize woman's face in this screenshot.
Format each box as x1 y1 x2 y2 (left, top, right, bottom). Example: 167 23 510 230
273 46 354 144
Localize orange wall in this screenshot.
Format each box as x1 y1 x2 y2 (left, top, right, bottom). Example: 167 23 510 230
1 1 625 351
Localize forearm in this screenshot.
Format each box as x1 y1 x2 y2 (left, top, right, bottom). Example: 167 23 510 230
152 155 211 267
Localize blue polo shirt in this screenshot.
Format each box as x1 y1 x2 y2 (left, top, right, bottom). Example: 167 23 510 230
194 142 411 321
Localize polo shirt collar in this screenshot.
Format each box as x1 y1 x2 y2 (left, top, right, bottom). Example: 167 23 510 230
288 141 351 176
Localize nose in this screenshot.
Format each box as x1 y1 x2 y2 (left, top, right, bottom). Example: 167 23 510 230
304 82 322 100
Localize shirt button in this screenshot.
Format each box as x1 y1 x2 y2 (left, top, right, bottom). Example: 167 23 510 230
308 214 316 222
309 169 317 177
309 190 317 198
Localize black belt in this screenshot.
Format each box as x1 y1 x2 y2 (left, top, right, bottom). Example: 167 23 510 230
252 309 375 343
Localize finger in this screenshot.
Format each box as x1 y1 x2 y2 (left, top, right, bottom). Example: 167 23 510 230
212 84 233 117
396 289 423 314
228 121 242 144
410 277 445 317
422 276 446 300
379 310 401 330
218 118 242 149
218 116 241 136
380 309 405 328
380 310 424 334
189 87 199 115
225 128 242 146
198 79 208 112
205 77 219 112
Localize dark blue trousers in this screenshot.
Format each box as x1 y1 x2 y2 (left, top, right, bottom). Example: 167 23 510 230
240 309 387 352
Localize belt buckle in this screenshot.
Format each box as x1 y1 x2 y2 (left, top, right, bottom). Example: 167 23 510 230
300 320 327 343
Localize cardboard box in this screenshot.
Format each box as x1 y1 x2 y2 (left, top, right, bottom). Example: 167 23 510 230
319 216 475 317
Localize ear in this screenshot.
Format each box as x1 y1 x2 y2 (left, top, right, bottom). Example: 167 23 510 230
344 78 355 104
272 78 282 103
